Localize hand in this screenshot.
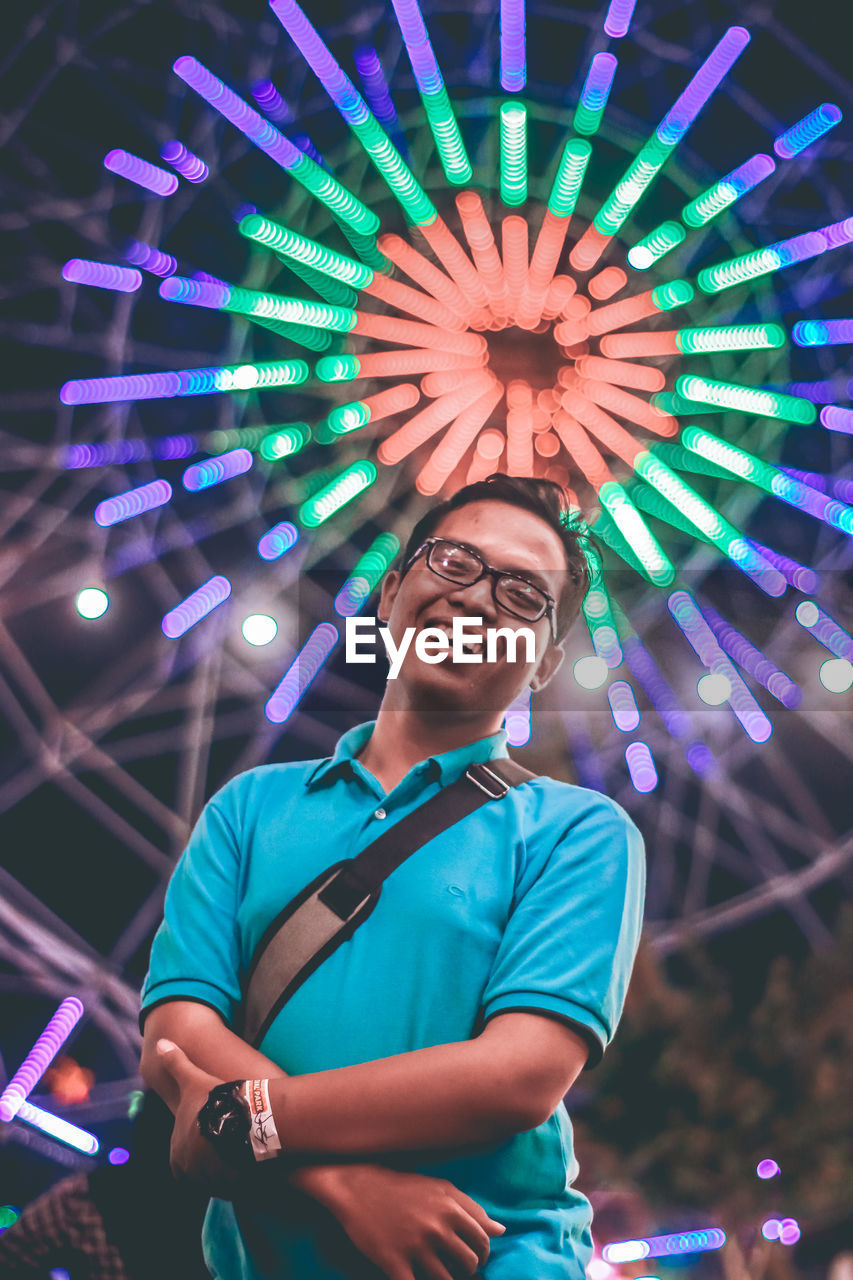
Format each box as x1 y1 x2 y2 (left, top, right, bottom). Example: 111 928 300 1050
311 1162 505 1280
155 1038 244 1197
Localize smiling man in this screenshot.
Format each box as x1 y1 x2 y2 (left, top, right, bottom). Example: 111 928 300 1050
140 474 645 1280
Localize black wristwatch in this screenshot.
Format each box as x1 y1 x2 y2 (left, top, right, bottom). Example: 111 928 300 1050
196 1080 255 1169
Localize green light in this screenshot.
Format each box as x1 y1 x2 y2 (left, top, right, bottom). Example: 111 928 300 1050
422 87 473 185
327 401 370 434
675 323 785 353
547 138 592 217
249 313 333 351
683 178 740 227
599 482 675 585
594 134 675 235
581 568 623 667
316 354 361 383
651 392 719 416
651 279 694 311
675 375 817 424
627 221 686 270
298 460 378 527
259 423 312 460
696 247 780 294
223 285 356 334
283 256 359 308
500 101 528 207
0 1205 21 1230
208 425 269 453
239 215 374 289
290 152 380 236
353 532 400 589
350 112 437 226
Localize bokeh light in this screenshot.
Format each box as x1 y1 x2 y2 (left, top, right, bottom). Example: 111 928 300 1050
242 614 279 646
75 588 109 619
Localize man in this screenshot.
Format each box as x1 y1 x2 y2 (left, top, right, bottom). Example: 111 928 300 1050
140 474 645 1280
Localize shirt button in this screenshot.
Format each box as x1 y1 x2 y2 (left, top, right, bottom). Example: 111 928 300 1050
374 807 387 820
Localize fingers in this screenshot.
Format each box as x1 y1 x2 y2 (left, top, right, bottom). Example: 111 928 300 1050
433 1232 482 1277
445 1187 505 1237
156 1038 186 1073
445 1208 490 1268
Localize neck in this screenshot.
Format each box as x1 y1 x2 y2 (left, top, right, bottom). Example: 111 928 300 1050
357 694 504 793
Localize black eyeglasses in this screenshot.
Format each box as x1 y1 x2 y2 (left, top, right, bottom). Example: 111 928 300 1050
403 537 559 641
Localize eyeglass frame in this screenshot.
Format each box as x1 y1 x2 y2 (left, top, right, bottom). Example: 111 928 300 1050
401 536 561 643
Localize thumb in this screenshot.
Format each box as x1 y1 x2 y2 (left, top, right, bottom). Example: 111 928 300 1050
156 1037 186 1071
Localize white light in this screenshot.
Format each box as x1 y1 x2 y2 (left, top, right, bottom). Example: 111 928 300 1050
573 655 609 689
75 587 109 619
242 613 278 646
603 1241 650 1263
587 1260 615 1280
627 246 654 270
819 657 853 693
697 672 731 705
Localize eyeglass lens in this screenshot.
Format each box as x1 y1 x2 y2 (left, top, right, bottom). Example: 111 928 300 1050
428 541 547 621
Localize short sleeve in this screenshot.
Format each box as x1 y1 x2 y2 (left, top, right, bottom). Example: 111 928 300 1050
140 780 244 1029
480 789 645 1067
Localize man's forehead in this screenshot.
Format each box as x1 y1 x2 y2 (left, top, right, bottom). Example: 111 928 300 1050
432 501 568 571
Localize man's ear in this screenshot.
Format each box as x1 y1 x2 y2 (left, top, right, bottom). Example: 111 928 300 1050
376 569 402 625
529 643 565 692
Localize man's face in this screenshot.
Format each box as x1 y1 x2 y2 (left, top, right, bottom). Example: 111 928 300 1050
377 499 571 715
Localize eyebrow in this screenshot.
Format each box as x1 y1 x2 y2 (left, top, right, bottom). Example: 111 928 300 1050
450 539 554 594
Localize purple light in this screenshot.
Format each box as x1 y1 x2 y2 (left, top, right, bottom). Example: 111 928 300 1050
579 52 617 112
292 134 326 167
265 622 339 723
820 405 853 434
182 448 253 491
354 47 400 132
250 79 294 123
269 1 362 118
159 276 230 308
62 260 142 293
668 590 773 743
749 541 819 593
625 742 658 793
657 28 750 145
779 1219 801 1246
161 139 209 182
603 0 637 38
125 241 177 276
792 319 853 346
500 0 526 92
762 1219 781 1241
109 1147 130 1165
622 635 691 738
0 998 84 1123
64 436 196 467
258 521 299 561
774 103 842 159
685 741 715 775
782 380 844 404
154 434 198 460
162 576 231 638
390 0 443 95
727 151 776 194
795 601 853 659
60 359 308 405
757 1159 781 1179
103 149 178 196
603 1228 726 1262
701 605 800 708
15 1100 99 1156
94 480 173 527
607 680 641 731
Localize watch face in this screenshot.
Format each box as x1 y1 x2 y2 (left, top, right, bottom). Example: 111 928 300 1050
198 1081 253 1167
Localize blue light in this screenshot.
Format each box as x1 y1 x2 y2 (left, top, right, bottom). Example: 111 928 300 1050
257 521 299 560
774 103 842 158
603 0 637 38
265 623 339 723
181 449 253 491
160 140 209 182
792 319 853 346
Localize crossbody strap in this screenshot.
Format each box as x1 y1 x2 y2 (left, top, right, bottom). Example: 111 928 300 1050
241 757 536 1047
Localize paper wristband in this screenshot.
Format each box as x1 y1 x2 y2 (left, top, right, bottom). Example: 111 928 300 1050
244 1078 283 1161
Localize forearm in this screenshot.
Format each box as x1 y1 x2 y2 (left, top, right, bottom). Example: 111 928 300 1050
268 1033 534 1156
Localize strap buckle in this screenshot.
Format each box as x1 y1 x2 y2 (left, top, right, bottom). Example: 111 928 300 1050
465 763 510 800
317 864 374 921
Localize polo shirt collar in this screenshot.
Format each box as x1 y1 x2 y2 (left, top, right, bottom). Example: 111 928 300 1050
306 720 510 791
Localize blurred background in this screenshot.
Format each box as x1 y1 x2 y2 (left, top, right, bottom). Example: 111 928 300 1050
0 0 851 1276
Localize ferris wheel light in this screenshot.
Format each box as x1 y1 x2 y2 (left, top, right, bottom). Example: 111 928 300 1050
819 658 853 693
697 673 731 705
75 588 109 619
573 656 609 690
242 614 278 646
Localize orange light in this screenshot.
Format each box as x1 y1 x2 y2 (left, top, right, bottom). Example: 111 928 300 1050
378 233 471 322
600 330 679 357
352 310 487 355
575 355 666 392
354 347 488 379
575 377 678 436
363 382 420 421
559 388 645 466
517 210 571 328
534 430 560 457
417 378 505 494
45 1056 95 1106
418 216 492 321
568 224 612 273
501 215 528 321
455 191 509 321
586 289 658 336
506 378 534 475
541 274 577 320
552 411 613 489
363 271 465 331
588 267 627 300
378 372 493 464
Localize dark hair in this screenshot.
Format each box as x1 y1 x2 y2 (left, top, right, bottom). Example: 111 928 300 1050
398 474 596 643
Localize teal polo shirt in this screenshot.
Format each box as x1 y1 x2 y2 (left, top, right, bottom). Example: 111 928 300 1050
141 721 645 1280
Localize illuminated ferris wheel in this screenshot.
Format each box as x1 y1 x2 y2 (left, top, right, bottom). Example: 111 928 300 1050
1 0 852 1158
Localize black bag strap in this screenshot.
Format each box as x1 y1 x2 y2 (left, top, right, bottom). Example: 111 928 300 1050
241 757 536 1047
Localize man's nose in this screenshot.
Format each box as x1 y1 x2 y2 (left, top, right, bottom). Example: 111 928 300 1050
446 575 496 622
